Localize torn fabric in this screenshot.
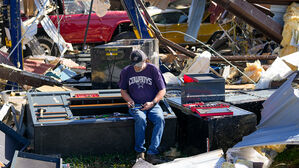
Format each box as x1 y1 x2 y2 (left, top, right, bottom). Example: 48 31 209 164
78 0 111 17
184 0 205 42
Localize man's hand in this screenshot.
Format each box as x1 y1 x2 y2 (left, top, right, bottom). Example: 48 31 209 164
141 101 155 110
128 101 135 108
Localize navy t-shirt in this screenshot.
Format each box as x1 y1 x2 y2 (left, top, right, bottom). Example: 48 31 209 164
118 63 166 104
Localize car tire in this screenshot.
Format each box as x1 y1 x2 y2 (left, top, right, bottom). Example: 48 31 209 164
112 31 136 41
37 35 60 56
207 31 224 44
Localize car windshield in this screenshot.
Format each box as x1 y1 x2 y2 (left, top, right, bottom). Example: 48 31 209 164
64 0 91 15
152 11 188 24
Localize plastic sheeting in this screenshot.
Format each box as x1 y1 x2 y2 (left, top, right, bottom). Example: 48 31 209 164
155 149 225 168
184 0 205 42
255 51 299 89
179 51 211 77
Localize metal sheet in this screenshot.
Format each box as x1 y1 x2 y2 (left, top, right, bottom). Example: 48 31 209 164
241 89 276 99
0 63 61 87
0 122 29 167
225 91 261 104
35 0 72 55
233 73 299 149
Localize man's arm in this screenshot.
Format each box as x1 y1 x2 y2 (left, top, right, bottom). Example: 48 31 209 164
142 88 166 110
121 89 135 108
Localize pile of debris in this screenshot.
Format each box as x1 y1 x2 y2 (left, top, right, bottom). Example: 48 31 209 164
0 0 298 168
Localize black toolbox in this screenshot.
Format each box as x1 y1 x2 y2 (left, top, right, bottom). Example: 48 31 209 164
181 73 225 104
26 90 176 156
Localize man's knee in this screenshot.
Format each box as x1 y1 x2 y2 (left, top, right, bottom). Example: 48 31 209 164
135 115 147 125
154 115 165 126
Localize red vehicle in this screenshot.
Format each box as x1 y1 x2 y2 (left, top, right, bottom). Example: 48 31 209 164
35 0 135 56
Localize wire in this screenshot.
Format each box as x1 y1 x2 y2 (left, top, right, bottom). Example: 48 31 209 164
142 21 256 84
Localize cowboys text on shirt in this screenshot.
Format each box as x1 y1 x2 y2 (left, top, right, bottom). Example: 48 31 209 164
129 76 152 88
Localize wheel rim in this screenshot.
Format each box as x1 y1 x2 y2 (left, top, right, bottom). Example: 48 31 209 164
40 43 52 55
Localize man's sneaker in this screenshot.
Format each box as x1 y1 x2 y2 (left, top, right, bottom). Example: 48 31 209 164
136 152 145 161
146 154 165 165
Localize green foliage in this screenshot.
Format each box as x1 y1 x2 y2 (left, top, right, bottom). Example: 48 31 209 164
64 153 136 168
271 145 299 168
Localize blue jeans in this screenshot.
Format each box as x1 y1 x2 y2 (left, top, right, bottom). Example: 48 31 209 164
129 103 165 155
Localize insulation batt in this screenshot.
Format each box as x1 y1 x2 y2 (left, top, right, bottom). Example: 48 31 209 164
280 2 299 56
241 60 264 83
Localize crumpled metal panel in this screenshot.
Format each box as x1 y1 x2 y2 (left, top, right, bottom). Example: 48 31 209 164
233 73 299 148
40 15 68 55
35 0 69 55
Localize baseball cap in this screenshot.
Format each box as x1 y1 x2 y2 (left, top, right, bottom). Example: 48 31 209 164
130 49 147 65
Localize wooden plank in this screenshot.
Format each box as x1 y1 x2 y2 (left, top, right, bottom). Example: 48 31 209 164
0 63 61 87
34 104 64 107
246 0 299 5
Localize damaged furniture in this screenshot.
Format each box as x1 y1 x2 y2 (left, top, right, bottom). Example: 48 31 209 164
26 89 176 156
0 121 30 167
10 150 62 168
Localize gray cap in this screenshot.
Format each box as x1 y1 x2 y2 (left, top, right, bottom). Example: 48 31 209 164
130 49 147 65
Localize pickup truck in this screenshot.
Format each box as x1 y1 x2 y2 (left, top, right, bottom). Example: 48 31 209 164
34 0 135 56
